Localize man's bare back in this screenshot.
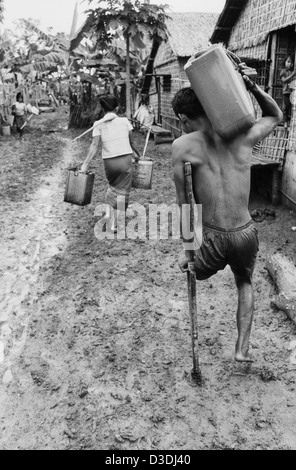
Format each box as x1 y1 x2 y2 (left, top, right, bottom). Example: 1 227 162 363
173 129 252 229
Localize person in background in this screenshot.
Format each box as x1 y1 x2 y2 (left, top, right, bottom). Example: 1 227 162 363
171 64 283 363
11 92 28 139
133 97 154 133
280 55 296 128
80 94 140 232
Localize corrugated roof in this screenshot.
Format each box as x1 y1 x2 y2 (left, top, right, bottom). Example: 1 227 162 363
166 12 220 57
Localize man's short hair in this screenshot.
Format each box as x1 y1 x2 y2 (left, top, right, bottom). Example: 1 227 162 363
171 87 205 119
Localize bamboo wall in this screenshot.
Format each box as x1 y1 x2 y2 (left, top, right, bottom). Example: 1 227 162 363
228 0 296 59
147 41 190 136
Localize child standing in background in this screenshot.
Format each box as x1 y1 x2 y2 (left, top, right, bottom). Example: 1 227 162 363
11 92 28 138
280 55 296 128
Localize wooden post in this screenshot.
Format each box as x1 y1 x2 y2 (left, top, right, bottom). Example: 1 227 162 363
271 167 281 205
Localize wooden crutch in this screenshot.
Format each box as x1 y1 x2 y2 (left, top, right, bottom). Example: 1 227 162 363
183 162 202 385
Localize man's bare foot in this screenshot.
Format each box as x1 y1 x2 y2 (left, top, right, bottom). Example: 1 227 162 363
235 352 254 363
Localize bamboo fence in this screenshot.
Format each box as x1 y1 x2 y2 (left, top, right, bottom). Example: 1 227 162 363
252 125 288 165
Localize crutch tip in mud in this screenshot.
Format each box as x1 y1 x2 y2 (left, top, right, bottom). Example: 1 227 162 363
171 62 283 371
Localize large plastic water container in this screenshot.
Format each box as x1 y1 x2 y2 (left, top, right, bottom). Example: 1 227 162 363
184 44 256 140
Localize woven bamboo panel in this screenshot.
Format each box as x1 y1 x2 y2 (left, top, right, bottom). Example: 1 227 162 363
252 125 288 163
231 44 268 61
229 0 296 59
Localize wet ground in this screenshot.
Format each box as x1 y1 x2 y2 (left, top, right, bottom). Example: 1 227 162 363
0 107 296 450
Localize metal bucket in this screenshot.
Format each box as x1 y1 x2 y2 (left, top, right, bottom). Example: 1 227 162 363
1 125 11 136
64 167 95 206
132 159 154 190
6 115 14 126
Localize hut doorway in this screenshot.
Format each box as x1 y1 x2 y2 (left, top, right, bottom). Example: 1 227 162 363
271 26 296 111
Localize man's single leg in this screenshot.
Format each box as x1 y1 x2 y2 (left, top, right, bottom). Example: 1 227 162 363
234 275 254 362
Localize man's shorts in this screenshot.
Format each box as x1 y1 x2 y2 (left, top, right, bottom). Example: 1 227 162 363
194 220 259 281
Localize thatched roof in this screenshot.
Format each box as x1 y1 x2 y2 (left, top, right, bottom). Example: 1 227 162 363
210 0 247 45
141 12 219 94
166 12 220 57
211 0 296 59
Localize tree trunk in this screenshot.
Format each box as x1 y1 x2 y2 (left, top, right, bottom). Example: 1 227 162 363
266 253 296 323
126 33 131 119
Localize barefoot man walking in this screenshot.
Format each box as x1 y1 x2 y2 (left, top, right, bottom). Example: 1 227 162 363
171 64 283 362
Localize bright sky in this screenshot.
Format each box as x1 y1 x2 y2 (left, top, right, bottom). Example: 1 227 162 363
1 0 226 34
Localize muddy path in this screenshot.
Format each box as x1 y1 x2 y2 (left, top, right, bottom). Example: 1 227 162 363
0 107 296 450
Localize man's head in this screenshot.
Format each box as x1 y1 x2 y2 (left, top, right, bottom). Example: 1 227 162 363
171 87 206 133
16 92 23 102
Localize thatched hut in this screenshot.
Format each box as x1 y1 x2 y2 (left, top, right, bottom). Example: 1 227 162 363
211 0 296 209
141 12 219 137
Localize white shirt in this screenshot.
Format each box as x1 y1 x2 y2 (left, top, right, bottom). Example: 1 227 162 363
92 113 133 159
13 102 27 116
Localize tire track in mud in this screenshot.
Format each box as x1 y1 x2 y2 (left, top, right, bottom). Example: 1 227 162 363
0 137 72 384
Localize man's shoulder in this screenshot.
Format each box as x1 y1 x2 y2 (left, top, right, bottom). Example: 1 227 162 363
172 132 201 151
172 132 204 165
173 132 198 145
172 134 187 157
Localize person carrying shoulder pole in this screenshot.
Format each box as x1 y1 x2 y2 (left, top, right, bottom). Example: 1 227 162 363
80 95 140 233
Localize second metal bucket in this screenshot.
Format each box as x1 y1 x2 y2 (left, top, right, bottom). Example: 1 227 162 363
1 125 11 136
64 167 95 206
132 159 154 190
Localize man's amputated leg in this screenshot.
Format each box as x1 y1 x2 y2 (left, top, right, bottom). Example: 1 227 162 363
234 276 254 362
